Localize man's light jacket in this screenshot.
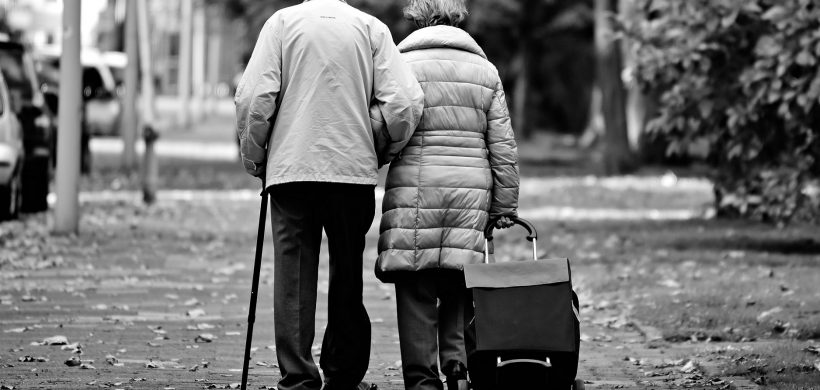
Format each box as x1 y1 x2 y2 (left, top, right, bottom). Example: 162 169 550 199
235 0 424 188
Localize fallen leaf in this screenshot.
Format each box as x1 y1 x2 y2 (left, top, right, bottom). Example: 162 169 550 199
41 335 69 345
681 361 698 373
17 356 48 363
80 363 95 370
187 308 206 318
4 327 30 334
757 307 783 322
146 362 159 369
105 355 120 365
60 342 81 353
805 345 820 355
184 298 200 306
657 279 681 288
225 331 240 336
726 251 745 259
195 333 215 343
64 357 82 367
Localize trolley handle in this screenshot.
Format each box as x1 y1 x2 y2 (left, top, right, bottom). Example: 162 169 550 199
484 216 538 242
483 216 539 264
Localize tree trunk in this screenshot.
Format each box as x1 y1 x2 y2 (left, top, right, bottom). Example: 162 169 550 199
595 0 635 175
512 45 532 140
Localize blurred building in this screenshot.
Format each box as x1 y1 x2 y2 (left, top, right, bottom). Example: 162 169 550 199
95 0 244 96
0 0 106 46
0 0 61 46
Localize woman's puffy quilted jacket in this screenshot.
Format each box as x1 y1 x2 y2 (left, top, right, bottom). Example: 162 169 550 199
375 25 519 282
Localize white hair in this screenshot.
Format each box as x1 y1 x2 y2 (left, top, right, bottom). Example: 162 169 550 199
403 0 468 28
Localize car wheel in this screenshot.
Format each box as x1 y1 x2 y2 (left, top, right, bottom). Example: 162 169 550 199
21 156 50 213
0 170 21 221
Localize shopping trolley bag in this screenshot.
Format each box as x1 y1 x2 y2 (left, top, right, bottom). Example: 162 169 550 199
464 217 582 390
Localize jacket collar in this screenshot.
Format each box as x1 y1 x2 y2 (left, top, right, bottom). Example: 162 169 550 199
397 25 487 59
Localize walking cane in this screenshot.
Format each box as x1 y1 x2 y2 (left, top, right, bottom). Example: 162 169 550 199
241 183 268 390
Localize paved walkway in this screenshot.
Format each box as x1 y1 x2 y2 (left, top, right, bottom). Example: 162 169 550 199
0 187 750 390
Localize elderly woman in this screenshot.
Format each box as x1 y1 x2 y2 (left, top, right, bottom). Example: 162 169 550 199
372 0 520 389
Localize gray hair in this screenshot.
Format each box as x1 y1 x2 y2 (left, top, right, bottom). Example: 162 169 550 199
403 0 468 28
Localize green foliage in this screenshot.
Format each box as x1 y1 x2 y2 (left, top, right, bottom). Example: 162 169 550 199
621 0 820 223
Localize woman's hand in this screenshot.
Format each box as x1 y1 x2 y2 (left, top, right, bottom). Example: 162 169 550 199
494 216 514 229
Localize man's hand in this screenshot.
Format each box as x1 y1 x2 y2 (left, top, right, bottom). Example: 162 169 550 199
494 216 515 229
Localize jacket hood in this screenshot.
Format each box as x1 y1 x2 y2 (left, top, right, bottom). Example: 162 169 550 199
397 25 487 59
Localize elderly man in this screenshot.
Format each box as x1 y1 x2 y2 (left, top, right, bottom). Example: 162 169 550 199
234 0 424 389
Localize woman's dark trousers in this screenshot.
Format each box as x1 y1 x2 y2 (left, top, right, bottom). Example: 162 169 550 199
268 182 375 390
395 271 468 390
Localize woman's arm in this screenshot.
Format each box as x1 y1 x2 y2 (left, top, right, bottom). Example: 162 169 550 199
486 80 520 217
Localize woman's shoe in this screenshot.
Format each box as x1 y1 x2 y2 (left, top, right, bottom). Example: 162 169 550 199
443 361 468 390
323 382 377 390
355 382 377 390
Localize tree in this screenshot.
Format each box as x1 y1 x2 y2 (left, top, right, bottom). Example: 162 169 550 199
622 0 820 222
470 0 594 139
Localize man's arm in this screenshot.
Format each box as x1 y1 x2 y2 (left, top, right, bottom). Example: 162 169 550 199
486 80 520 218
371 22 424 163
234 15 283 178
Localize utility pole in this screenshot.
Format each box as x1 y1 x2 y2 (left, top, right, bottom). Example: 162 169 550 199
54 0 82 234
121 0 139 171
192 0 206 119
177 0 193 129
206 15 222 115
137 0 158 204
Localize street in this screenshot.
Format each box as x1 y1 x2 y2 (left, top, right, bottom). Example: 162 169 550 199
0 168 765 389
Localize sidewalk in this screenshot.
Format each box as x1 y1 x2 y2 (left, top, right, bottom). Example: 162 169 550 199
0 181 750 390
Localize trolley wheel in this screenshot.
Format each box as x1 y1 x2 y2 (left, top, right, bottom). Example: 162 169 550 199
572 378 586 390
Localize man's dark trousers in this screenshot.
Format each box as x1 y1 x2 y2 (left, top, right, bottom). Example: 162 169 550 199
269 182 375 390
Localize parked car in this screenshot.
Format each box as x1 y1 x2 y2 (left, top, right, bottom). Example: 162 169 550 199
36 46 121 138
0 38 55 212
0 72 24 221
